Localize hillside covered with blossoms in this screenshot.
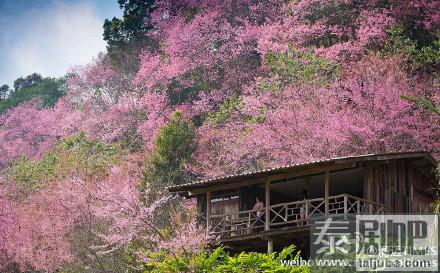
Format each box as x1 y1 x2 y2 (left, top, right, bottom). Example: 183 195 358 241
0 0 439 272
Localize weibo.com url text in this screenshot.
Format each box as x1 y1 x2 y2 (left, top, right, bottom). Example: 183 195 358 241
280 257 438 269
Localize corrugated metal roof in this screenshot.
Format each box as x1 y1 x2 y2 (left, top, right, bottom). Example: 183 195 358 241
168 151 436 192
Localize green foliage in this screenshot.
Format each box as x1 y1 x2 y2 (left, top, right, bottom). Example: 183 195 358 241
183 6 199 23
167 79 208 106
141 111 196 195
6 153 59 197
58 132 123 174
103 0 155 46
3 133 123 198
0 77 66 113
246 113 266 124
259 46 339 91
103 0 156 71
143 245 309 273
0 84 9 100
245 106 268 125
207 95 266 124
120 126 145 152
401 95 440 116
209 95 244 124
165 67 215 107
299 0 364 48
382 26 440 70
13 73 43 91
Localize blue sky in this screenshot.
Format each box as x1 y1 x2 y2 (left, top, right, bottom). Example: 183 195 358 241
0 0 122 87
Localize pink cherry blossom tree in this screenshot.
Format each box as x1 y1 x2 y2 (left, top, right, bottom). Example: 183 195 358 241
193 54 440 177
0 100 81 167
1 1 440 271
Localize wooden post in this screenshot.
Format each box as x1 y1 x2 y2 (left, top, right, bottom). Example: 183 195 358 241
324 169 330 218
206 191 211 233
265 178 270 231
305 176 310 193
305 200 309 223
408 167 414 213
267 240 273 254
365 166 372 202
343 195 348 219
305 176 310 223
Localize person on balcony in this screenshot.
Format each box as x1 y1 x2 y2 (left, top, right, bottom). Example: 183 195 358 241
253 196 265 231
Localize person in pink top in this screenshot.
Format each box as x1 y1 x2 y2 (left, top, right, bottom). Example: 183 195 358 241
253 196 265 230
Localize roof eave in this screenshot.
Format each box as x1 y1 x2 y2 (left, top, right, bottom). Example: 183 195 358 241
167 151 437 193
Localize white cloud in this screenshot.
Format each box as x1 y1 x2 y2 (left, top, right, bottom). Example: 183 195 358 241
0 1 107 86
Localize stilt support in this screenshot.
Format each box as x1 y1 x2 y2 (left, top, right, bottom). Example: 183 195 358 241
267 240 273 254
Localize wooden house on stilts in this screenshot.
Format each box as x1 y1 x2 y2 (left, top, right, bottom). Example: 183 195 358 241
168 151 438 254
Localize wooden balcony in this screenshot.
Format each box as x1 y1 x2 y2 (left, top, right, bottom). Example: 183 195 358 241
208 194 385 239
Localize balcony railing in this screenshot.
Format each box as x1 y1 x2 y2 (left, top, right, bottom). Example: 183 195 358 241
208 194 385 238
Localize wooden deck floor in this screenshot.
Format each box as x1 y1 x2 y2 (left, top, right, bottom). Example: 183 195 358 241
212 225 311 254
